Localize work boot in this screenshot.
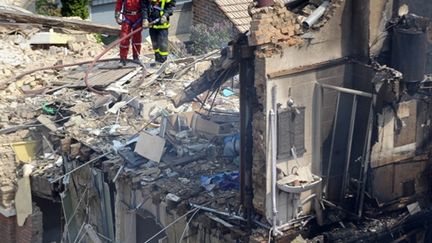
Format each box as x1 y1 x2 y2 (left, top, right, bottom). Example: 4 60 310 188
119 59 127 66
149 61 162 68
133 56 142 65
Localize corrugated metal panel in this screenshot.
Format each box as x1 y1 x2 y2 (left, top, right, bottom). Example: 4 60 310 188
214 0 252 33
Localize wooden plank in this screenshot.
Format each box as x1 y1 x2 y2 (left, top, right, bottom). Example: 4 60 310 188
66 68 135 88
37 115 58 132
0 9 119 35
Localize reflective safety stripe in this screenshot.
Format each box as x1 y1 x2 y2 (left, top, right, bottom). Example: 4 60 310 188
161 0 166 10
120 45 129 48
159 51 169 56
152 23 170 29
154 49 160 54
150 0 170 29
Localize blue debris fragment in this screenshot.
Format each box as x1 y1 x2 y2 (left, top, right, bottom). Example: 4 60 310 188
200 171 239 191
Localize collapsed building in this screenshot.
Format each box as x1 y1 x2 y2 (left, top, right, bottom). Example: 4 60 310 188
0 0 432 243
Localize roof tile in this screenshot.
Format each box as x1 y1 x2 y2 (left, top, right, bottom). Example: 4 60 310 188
214 0 252 33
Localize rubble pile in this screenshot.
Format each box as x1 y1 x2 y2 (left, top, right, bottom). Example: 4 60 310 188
248 0 344 57
0 25 108 93
0 23 243 229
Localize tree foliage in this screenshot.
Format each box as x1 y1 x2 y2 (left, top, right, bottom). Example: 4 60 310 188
36 0 61 17
60 0 90 20
189 22 235 55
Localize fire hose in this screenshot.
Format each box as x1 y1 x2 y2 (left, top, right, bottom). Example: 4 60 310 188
9 20 159 95
84 26 144 94
84 18 159 94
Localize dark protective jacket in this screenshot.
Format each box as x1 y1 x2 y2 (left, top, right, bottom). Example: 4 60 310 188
142 0 176 29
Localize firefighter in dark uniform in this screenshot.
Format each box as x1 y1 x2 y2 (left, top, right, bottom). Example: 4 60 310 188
115 0 145 65
142 0 176 64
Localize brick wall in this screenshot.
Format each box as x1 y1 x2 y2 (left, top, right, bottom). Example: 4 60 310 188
192 0 229 27
0 206 43 243
0 211 17 243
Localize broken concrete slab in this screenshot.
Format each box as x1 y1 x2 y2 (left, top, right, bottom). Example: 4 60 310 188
37 114 58 132
134 132 166 163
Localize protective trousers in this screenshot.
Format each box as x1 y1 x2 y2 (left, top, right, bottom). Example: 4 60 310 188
149 28 169 63
119 14 143 60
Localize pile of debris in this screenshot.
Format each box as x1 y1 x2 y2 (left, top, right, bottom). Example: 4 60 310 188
0 24 110 92
0 18 244 237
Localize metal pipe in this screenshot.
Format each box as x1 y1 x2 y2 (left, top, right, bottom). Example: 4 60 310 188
190 203 272 230
302 1 330 29
318 82 373 98
189 203 245 221
354 99 372 212
277 215 316 231
270 86 282 236
324 92 340 196
312 85 324 225
356 96 375 217
340 95 358 202
300 194 317 207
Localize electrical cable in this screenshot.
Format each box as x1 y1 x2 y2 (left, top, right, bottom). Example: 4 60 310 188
64 187 89 230
178 208 201 243
143 207 199 243
73 222 87 243
50 152 111 183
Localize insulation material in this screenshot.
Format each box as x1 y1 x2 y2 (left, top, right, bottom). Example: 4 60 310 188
15 164 33 226
371 100 417 168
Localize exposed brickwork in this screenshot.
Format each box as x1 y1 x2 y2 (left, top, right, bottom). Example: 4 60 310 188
0 211 17 243
192 0 229 27
0 205 43 243
248 2 303 57
252 58 267 214
248 0 344 57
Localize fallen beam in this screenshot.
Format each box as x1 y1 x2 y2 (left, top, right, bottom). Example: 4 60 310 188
0 9 119 35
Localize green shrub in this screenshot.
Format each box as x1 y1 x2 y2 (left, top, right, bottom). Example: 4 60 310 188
36 0 61 16
60 0 89 20
189 22 235 55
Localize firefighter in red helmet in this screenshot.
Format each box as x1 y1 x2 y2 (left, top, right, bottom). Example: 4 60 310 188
142 0 176 64
115 0 145 65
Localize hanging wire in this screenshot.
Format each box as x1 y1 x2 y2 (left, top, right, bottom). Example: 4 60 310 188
178 208 201 243
143 207 200 243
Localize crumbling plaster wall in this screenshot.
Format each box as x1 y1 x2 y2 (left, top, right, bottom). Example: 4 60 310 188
115 179 230 243
267 64 353 223
263 0 353 74
252 0 357 222
366 0 432 204
369 99 432 203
